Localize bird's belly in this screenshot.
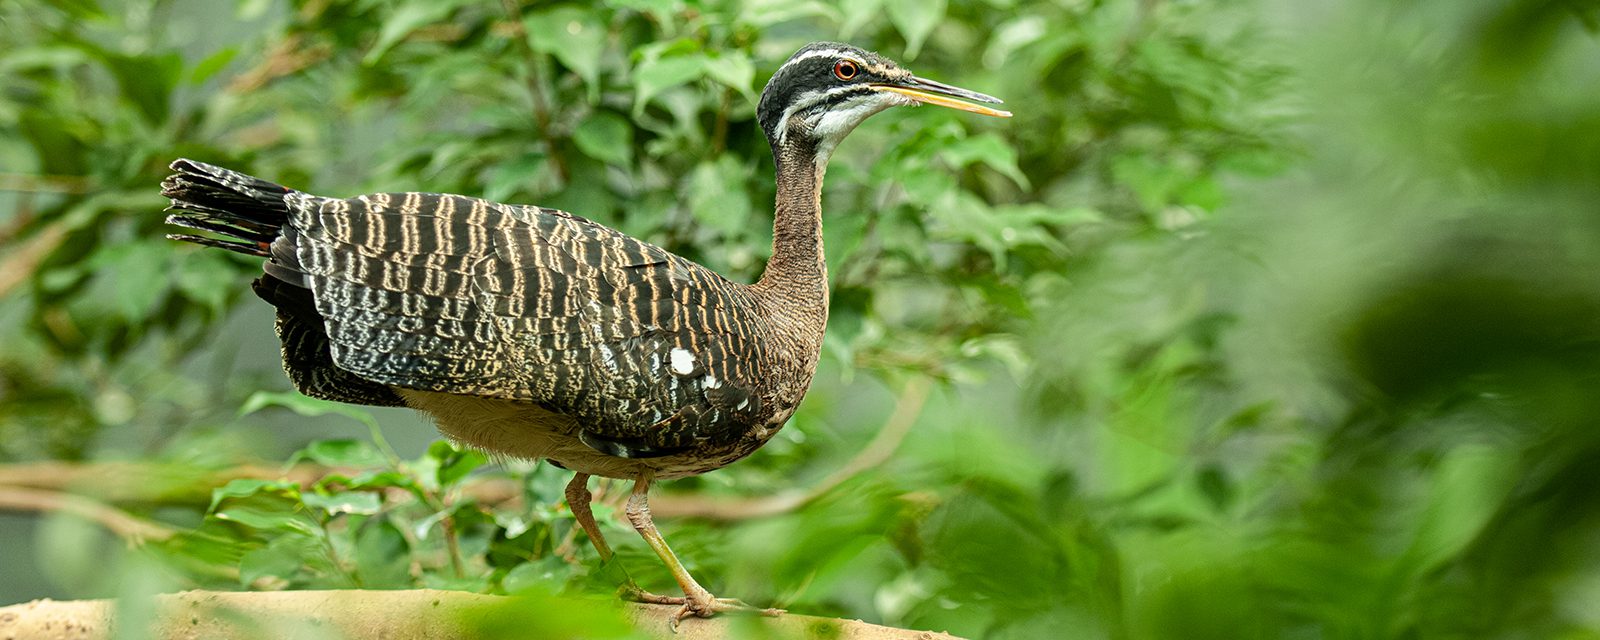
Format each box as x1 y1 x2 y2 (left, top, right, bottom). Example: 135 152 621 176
395 389 779 480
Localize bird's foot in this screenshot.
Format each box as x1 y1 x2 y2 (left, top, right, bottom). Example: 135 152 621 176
622 584 782 631
670 586 784 631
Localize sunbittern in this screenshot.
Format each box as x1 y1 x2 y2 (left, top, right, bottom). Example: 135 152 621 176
162 42 1008 624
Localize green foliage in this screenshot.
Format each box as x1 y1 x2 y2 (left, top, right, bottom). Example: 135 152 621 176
4 0 1600 639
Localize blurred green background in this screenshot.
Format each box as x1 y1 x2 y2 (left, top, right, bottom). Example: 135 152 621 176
3 0 1599 638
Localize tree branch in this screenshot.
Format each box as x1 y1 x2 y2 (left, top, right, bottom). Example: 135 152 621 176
0 590 963 640
0 461 328 504
0 378 932 523
0 173 91 194
0 487 175 544
0 224 65 298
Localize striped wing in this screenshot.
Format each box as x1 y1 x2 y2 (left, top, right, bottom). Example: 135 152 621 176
286 191 769 454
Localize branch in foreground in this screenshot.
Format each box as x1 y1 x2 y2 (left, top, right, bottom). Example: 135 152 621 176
0 378 933 529
0 590 963 640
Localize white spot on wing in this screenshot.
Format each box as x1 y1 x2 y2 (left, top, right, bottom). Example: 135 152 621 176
704 375 721 389
670 348 695 375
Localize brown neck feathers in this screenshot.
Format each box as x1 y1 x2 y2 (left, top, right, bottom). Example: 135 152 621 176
755 141 828 311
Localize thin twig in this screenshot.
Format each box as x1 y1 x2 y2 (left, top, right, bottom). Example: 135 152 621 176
0 486 176 544
0 224 66 298
227 34 330 93
710 88 732 156
0 461 332 503
501 0 569 184
440 512 466 578
0 173 91 194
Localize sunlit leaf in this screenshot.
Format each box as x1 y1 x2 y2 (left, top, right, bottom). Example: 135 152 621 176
302 490 382 516
525 7 606 96
239 391 381 432
703 50 758 105
502 556 571 593
209 479 296 512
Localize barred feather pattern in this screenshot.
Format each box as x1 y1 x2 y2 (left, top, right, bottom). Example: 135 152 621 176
163 158 825 475
252 276 405 407
288 189 777 454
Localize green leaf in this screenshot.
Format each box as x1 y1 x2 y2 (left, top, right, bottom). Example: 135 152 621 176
101 240 170 321
100 50 183 125
187 47 238 85
172 250 240 313
885 0 946 59
299 439 389 469
0 46 91 73
209 479 297 513
939 132 1030 189
609 0 680 24
983 16 1051 69
525 7 606 96
502 556 573 593
365 2 461 64
240 391 381 432
354 519 412 587
425 440 489 488
47 0 104 18
240 533 322 588
573 111 633 166
483 152 551 203
632 53 707 117
838 0 885 38
686 157 752 236
1404 445 1518 572
302 490 382 516
739 0 839 29
214 503 319 535
212 488 321 536
703 50 758 105
346 470 421 493
926 198 1072 268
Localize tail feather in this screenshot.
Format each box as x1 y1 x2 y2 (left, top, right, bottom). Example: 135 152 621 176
162 159 292 257
164 233 270 257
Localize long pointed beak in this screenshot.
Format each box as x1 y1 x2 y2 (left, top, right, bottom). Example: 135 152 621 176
871 75 1012 118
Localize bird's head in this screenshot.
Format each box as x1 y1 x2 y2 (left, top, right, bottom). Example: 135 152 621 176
757 42 1010 164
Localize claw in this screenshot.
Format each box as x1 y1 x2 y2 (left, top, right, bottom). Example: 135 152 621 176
660 588 782 631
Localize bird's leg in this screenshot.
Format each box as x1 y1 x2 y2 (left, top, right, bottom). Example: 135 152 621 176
624 475 782 628
565 473 679 604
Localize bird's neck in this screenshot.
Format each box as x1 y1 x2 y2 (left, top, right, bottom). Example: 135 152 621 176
755 140 829 312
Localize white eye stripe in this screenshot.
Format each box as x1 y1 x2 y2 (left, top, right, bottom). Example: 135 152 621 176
778 48 852 70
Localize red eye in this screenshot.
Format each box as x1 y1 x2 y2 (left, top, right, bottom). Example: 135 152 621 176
833 60 858 81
